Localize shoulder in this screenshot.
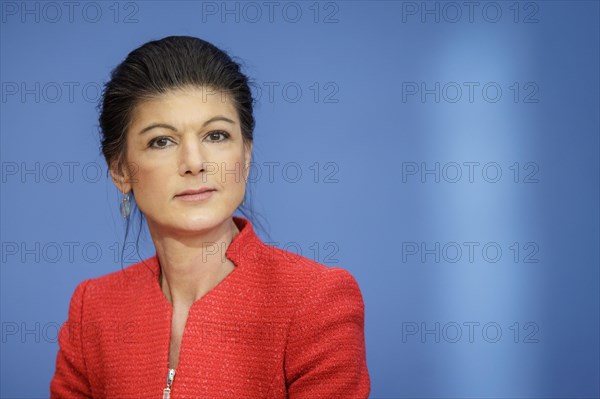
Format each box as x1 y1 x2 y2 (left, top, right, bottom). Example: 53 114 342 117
251 241 364 304
230 215 363 297
276 243 370 396
66 257 158 309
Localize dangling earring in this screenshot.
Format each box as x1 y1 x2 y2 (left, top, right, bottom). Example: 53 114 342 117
120 191 131 218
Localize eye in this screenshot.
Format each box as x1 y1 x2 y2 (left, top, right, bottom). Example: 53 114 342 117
206 130 230 142
148 136 175 149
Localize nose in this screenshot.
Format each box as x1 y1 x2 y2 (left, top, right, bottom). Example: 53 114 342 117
178 135 206 176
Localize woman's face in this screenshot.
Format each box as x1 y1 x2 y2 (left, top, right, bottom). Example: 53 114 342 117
112 86 252 236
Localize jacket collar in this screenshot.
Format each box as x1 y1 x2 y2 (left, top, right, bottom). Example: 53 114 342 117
146 215 263 276
226 215 264 266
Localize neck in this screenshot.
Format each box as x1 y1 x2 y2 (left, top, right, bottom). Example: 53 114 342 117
149 217 240 306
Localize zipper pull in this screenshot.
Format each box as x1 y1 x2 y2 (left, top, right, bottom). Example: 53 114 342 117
162 368 176 399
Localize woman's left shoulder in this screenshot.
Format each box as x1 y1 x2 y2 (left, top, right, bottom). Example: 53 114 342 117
254 241 363 297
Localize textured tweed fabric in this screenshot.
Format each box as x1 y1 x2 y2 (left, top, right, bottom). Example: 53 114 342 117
50 216 370 398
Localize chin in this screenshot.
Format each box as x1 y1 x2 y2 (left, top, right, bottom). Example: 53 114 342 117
147 206 235 236
176 212 230 230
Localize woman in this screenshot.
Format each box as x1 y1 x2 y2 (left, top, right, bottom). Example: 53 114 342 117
50 35 370 398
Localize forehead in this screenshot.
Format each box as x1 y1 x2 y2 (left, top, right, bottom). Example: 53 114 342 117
131 86 238 125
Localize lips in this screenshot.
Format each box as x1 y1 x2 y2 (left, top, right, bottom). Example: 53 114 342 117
175 187 216 197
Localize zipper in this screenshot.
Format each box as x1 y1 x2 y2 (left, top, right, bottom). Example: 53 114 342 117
162 368 176 399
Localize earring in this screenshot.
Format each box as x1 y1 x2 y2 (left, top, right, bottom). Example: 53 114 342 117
120 192 131 218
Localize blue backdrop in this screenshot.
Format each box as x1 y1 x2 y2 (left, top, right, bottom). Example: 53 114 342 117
1 1 599 398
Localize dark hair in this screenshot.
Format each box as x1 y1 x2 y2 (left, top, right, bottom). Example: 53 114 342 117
97 35 267 267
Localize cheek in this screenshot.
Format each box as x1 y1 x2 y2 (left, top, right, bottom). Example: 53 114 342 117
128 147 169 186
131 165 170 207
224 153 249 187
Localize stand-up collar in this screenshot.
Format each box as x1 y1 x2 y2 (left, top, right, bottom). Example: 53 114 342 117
226 215 264 266
145 215 263 277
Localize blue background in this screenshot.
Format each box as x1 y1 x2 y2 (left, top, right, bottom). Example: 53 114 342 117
1 1 599 398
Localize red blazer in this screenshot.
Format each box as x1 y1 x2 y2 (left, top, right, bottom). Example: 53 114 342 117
50 216 370 398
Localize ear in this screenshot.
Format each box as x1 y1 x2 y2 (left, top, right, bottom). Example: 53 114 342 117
243 141 253 181
109 160 133 194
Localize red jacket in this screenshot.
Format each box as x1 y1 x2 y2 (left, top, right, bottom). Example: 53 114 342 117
50 216 370 398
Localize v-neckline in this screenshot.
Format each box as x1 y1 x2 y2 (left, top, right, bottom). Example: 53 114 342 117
146 216 254 312
149 216 257 395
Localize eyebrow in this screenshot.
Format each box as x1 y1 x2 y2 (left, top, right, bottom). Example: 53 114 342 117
138 116 236 135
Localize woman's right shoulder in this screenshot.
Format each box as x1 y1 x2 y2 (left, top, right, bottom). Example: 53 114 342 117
67 256 159 305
